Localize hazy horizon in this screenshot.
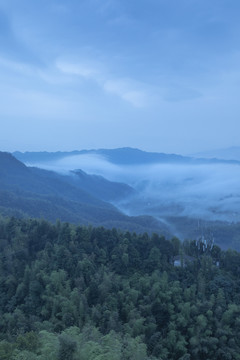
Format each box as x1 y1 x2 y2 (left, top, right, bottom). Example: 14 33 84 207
11 145 240 163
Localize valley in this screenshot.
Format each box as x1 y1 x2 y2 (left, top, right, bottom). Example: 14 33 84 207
8 147 240 251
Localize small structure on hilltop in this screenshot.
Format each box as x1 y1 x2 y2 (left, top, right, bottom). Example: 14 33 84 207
195 221 215 254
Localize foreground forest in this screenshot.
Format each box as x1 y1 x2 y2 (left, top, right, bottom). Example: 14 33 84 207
0 217 240 359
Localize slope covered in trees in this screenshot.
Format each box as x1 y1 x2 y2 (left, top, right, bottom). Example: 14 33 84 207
0 152 168 235
0 217 240 359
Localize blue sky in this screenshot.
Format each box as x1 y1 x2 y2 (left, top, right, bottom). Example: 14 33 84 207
1 0 240 154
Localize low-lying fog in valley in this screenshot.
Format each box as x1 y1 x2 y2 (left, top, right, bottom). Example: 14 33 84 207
27 153 240 224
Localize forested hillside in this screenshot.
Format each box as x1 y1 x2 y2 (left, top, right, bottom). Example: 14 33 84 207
0 152 168 235
0 217 240 359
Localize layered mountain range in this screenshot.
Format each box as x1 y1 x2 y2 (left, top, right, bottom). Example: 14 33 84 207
0 151 168 235
1 148 240 250
13 147 240 165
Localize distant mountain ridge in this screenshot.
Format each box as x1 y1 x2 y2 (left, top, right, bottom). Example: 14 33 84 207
13 147 240 166
191 146 240 161
0 152 168 235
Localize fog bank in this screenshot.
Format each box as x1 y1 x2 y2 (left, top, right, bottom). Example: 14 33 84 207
27 154 240 222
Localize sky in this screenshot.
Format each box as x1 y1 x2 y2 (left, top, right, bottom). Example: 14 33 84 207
1 0 240 154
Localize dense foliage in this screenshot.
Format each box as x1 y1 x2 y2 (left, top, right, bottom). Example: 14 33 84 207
0 217 240 359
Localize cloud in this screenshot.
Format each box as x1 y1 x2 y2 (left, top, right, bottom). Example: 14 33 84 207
29 154 121 177
2 0 240 154
56 59 148 107
123 163 240 222
103 79 147 107
0 56 33 74
0 56 78 118
32 154 240 223
56 61 98 78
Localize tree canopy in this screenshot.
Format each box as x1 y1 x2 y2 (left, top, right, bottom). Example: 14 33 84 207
0 216 240 359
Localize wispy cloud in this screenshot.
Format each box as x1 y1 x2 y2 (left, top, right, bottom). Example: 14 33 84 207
0 56 33 74
56 59 148 107
56 61 98 78
103 79 147 107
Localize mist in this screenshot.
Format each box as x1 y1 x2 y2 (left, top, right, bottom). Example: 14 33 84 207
26 154 119 176
25 154 240 223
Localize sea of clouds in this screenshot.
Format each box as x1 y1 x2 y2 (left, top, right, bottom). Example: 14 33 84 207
28 154 240 223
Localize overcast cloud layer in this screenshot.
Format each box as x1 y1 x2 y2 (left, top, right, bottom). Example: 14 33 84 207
1 0 240 153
